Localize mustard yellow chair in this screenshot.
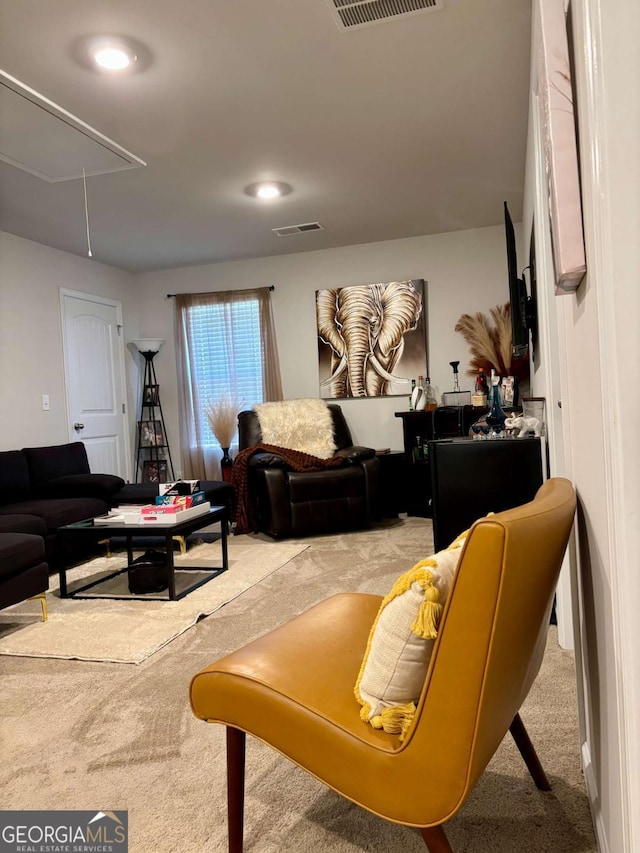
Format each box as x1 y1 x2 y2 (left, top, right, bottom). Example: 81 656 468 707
190 478 576 852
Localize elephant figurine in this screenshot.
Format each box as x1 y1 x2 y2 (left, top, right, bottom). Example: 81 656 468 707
504 413 543 438
316 281 422 397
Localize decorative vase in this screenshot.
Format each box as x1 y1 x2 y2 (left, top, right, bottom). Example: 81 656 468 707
220 447 233 483
485 381 507 434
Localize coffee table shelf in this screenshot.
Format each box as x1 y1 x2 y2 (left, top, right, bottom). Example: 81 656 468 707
58 505 228 601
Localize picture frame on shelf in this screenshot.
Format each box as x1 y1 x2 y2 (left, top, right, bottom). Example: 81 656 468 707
142 459 167 483
143 384 160 406
140 420 164 447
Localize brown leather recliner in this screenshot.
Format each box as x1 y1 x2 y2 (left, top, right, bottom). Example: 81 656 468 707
237 404 379 538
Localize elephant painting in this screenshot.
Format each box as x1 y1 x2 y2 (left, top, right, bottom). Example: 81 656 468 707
316 279 425 398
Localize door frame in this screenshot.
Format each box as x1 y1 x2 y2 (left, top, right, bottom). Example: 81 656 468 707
59 287 132 482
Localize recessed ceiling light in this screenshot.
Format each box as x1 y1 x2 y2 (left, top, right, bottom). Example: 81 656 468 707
71 35 150 74
244 181 293 200
94 46 135 71
257 184 281 199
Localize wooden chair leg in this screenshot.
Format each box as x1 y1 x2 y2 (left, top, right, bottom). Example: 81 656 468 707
509 712 551 791
227 726 246 853
421 825 453 852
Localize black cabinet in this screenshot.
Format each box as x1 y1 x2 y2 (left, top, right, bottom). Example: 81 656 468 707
394 411 435 517
428 437 544 551
376 451 408 516
394 407 490 518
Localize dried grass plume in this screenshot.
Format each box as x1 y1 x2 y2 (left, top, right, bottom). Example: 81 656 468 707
455 302 529 380
206 394 240 448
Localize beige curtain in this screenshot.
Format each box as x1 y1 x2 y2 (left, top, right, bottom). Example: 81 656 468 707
174 287 283 479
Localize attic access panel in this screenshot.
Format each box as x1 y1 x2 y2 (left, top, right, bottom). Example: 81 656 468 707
0 70 146 182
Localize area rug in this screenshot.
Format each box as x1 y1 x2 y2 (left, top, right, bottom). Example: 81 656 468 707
0 536 308 665
0 518 597 852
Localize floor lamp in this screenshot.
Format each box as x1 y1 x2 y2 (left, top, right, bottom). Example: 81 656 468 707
131 338 175 484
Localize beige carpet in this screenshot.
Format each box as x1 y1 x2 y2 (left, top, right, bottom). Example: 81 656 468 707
0 535 308 664
0 517 596 852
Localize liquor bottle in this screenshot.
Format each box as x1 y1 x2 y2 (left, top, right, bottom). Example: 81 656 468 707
472 369 488 407
409 378 416 411
413 435 423 462
487 369 496 407
424 377 438 411
411 375 427 411
486 374 507 435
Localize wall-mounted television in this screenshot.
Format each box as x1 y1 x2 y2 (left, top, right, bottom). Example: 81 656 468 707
504 201 535 360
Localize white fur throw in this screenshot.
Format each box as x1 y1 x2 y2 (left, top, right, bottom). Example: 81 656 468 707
254 399 336 459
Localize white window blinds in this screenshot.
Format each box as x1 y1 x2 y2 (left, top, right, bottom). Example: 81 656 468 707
187 298 263 447
174 287 282 477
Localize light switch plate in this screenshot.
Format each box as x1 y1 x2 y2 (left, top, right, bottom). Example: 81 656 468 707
42 394 50 411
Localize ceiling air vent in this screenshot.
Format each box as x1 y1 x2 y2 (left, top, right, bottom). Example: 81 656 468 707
272 222 324 237
327 0 443 31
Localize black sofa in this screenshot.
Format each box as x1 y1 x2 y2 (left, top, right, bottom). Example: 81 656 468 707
0 443 118 567
0 441 233 615
238 404 380 538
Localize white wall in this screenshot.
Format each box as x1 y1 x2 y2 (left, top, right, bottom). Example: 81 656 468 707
0 231 138 451
525 1 640 850
135 225 513 469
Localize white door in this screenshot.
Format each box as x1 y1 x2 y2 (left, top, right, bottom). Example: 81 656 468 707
60 290 129 479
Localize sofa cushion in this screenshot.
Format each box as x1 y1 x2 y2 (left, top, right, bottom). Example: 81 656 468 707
0 560 49 609
22 442 90 488
0 532 46 577
0 498 108 532
0 513 47 538
0 450 31 505
34 473 125 501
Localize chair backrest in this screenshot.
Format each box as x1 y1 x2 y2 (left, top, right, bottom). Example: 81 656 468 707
402 478 576 820
238 403 353 452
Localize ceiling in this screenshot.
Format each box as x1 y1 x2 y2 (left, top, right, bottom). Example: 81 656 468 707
0 0 532 273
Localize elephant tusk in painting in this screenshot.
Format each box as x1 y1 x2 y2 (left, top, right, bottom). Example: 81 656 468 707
320 354 348 387
316 279 427 399
367 352 409 385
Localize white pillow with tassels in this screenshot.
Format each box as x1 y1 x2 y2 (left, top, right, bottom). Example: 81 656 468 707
354 529 468 740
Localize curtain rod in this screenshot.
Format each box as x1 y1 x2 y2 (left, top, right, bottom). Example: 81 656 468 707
166 285 275 298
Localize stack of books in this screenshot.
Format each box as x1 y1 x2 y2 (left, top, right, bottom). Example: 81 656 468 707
154 490 206 509
140 500 211 524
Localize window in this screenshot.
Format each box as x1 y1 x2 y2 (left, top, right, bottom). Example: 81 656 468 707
187 298 264 446
174 287 282 477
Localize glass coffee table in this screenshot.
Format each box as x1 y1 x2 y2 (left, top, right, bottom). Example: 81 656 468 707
58 505 228 601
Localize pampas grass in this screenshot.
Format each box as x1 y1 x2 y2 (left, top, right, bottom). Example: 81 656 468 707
490 303 514 375
205 394 239 448
455 302 529 380
454 311 503 375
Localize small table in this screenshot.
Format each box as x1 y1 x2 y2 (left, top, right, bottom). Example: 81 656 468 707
58 505 228 601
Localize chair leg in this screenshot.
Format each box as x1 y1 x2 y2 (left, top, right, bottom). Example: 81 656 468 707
227 726 246 853
421 825 453 852
28 593 48 622
509 712 551 791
